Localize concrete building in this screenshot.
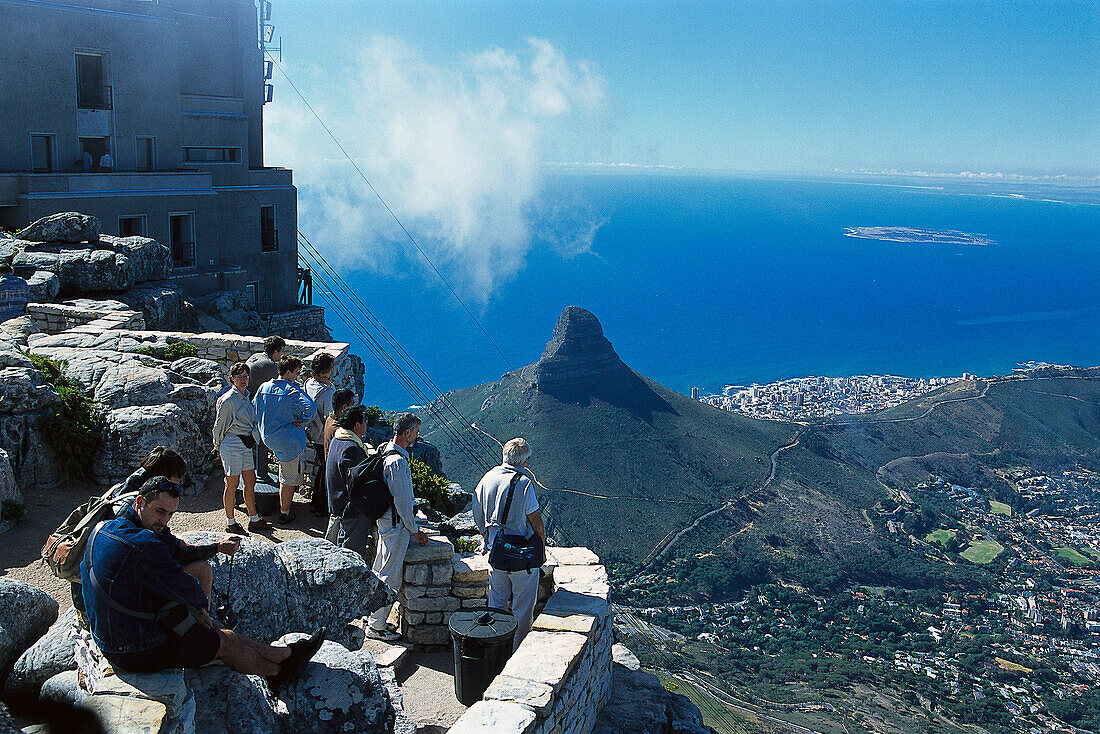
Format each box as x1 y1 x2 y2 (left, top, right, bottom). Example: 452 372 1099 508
0 0 299 315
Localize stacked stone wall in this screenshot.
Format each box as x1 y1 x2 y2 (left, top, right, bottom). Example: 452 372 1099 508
266 305 329 341
445 547 613 734
398 537 489 645
25 302 145 333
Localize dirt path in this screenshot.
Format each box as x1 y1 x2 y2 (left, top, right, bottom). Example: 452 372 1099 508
0 473 320 608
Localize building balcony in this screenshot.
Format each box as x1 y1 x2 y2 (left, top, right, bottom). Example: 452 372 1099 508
77 83 113 110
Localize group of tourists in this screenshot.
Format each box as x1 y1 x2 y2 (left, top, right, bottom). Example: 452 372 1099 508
71 332 549 684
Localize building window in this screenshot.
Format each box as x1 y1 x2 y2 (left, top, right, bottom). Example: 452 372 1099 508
136 137 156 171
118 215 146 237
245 282 259 309
76 52 111 110
260 204 277 252
169 213 195 268
182 147 240 163
31 134 55 172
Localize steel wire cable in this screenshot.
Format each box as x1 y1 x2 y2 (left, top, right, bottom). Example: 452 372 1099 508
267 53 514 371
299 251 496 475
297 237 497 472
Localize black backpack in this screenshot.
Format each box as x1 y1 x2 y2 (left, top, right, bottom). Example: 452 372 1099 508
346 449 402 521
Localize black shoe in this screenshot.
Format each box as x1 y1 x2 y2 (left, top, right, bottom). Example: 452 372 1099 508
277 511 296 525
226 523 248 536
266 628 325 691
248 519 272 532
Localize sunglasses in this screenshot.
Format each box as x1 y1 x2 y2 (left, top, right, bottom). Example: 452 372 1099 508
140 479 182 499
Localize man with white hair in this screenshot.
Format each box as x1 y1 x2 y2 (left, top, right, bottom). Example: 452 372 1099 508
473 437 546 649
364 412 428 641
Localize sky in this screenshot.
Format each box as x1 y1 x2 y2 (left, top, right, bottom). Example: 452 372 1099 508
268 0 1099 177
263 0 1098 304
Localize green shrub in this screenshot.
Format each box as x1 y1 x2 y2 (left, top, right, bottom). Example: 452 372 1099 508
28 353 103 481
163 341 198 361
455 536 480 553
1 500 26 522
364 405 383 427
135 345 157 357
410 457 449 512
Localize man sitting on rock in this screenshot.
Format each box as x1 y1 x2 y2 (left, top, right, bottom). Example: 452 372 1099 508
81 477 323 688
254 355 317 524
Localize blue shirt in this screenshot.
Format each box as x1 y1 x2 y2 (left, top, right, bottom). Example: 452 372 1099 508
253 378 317 461
0 274 29 321
80 506 216 654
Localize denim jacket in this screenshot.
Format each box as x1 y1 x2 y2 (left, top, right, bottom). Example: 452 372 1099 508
254 378 317 461
80 506 216 654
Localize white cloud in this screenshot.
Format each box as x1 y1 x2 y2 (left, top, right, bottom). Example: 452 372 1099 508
265 37 605 301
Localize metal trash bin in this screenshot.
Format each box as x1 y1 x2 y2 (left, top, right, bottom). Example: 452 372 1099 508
449 608 518 705
252 482 280 517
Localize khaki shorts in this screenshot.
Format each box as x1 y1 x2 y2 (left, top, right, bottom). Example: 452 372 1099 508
218 436 254 476
278 455 304 486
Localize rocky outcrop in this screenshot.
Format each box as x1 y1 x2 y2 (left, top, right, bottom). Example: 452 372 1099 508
185 666 278 734
533 306 630 390
592 645 715 734
0 448 20 535
6 234 170 294
16 212 100 244
194 290 264 336
273 635 395 734
183 534 395 643
6 608 79 700
0 348 62 491
118 282 195 332
25 270 60 301
0 579 59 684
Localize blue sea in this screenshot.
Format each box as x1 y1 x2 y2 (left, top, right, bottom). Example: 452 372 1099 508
317 173 1100 409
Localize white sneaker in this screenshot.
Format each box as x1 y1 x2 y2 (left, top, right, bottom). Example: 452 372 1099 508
364 627 402 642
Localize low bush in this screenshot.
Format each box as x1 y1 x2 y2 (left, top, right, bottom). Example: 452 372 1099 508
410 457 449 512
364 405 383 427
163 341 198 361
28 353 103 481
134 345 157 357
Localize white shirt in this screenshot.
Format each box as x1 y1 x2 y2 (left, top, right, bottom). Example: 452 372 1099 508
473 464 539 549
99 153 114 170
378 441 419 534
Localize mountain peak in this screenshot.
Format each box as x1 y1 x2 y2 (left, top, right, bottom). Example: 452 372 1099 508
533 306 628 392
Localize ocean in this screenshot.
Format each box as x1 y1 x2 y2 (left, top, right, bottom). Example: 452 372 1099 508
316 173 1100 409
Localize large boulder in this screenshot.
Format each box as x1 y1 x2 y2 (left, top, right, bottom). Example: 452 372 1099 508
6 607 80 700
16 213 100 244
10 235 169 294
270 636 395 734
94 364 175 412
0 316 39 347
0 365 62 491
95 402 208 490
169 357 226 387
119 283 186 331
592 651 715 734
185 666 278 734
0 579 59 683
25 270 60 301
194 290 264 336
182 534 395 644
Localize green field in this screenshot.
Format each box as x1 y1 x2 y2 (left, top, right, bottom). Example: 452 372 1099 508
1055 547 1093 567
989 501 1012 516
656 673 756 733
925 529 956 546
961 539 1004 564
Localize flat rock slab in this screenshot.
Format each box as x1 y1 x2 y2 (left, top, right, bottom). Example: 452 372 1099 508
404 535 454 563
547 546 601 566
360 638 412 669
448 700 537 734
483 674 555 717
497 630 588 694
452 553 490 583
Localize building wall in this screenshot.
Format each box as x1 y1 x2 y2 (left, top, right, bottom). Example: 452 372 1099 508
0 0 297 313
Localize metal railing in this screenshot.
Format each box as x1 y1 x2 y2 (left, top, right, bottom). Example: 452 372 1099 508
261 228 278 252
77 83 113 110
297 266 312 305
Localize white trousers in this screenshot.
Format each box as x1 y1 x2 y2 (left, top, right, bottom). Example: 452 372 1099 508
488 567 541 651
367 521 410 631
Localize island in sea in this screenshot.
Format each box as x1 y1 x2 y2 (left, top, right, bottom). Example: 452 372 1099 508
844 226 994 246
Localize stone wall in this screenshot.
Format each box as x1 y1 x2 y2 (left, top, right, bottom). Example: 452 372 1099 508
403 545 614 734
25 302 145 333
266 305 329 342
